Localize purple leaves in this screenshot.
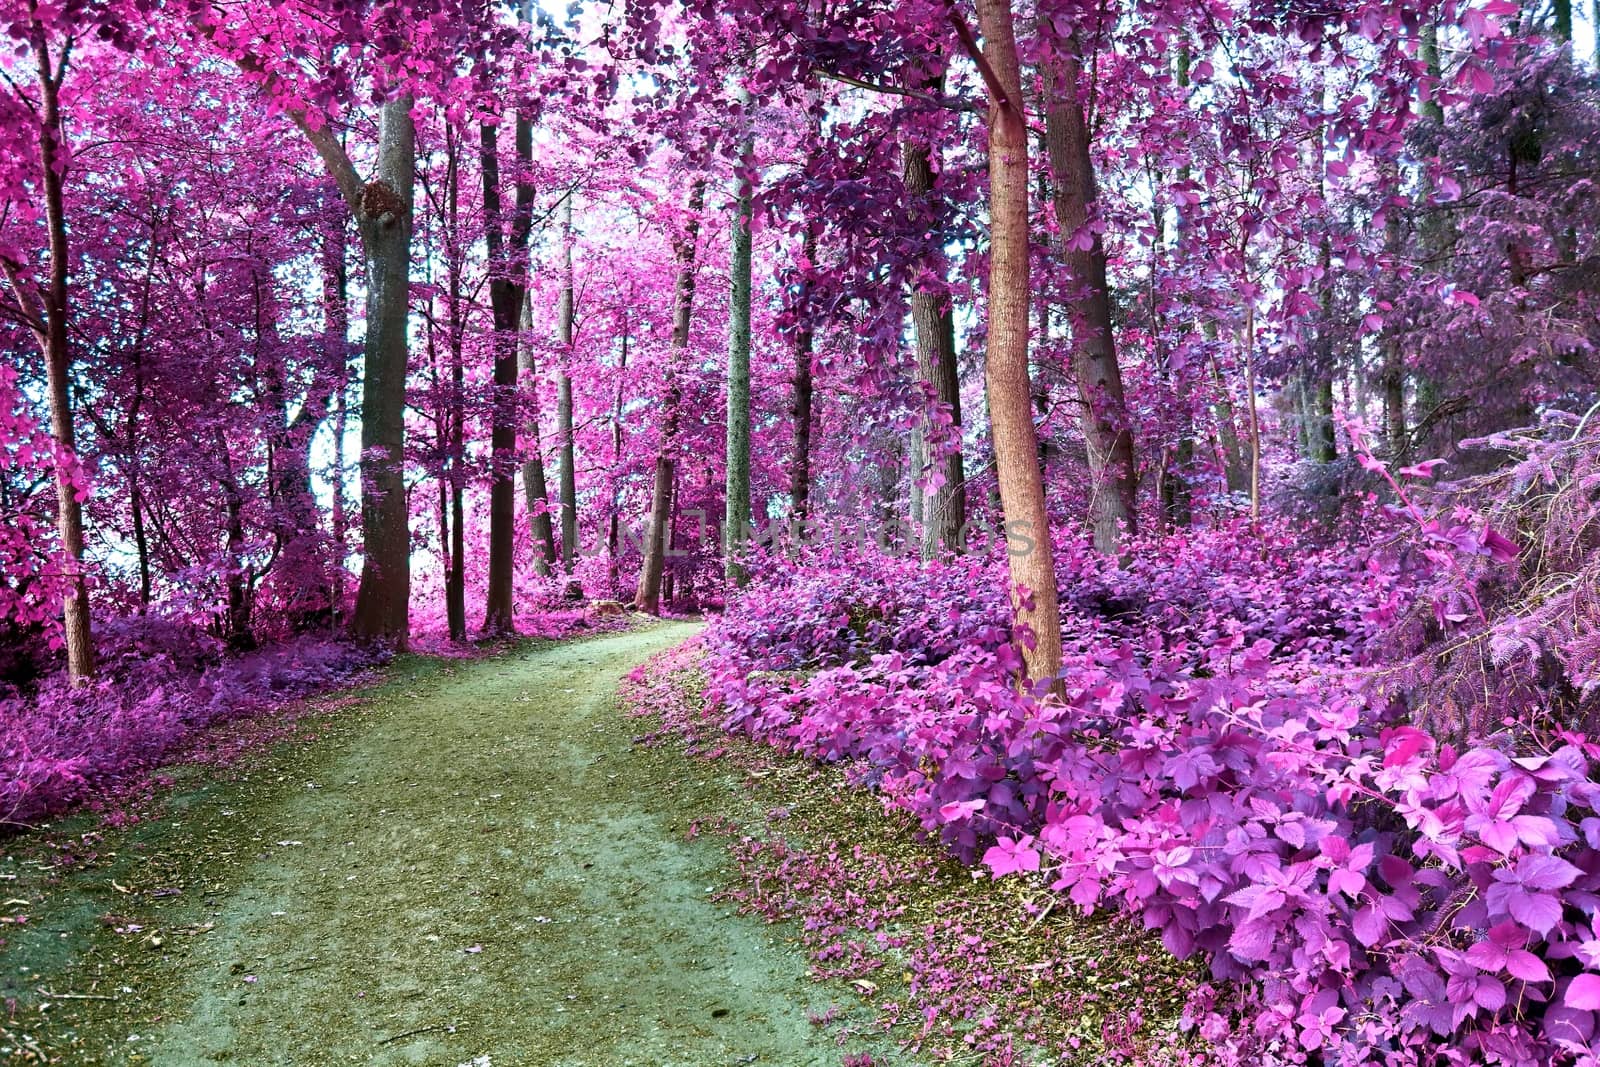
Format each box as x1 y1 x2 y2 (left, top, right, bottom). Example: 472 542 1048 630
1567 973 1600 1010
1465 922 1551 982
982 835 1040 878
1487 854 1581 934
701 534 1600 1064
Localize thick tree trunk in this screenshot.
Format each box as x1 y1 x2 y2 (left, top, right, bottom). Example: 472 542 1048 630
637 180 706 614
28 35 94 681
349 95 416 644
1043 46 1138 554
480 101 535 633
903 138 967 559
972 0 1064 684
725 109 755 589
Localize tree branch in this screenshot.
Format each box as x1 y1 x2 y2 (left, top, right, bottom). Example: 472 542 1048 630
943 0 1019 116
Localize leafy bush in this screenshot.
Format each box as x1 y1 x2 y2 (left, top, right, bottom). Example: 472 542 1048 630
703 532 1600 1064
1 622 388 829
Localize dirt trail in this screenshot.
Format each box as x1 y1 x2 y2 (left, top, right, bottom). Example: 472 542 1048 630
7 623 886 1066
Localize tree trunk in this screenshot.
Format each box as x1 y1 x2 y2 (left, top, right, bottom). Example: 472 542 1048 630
607 316 630 594
637 180 706 614
1309 134 1337 466
214 425 255 651
325 209 351 624
662 472 679 608
480 89 535 633
903 137 967 559
972 0 1064 684
555 195 581 595
519 294 558 575
1042 45 1138 554
27 33 94 681
127 207 161 610
349 95 416 644
1242 306 1263 527
725 104 755 590
789 227 816 526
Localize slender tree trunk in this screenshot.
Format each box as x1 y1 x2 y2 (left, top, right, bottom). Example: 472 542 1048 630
555 195 581 595
214 426 255 651
972 0 1064 684
637 180 706 614
1043 45 1138 554
725 102 755 589
26 33 94 681
426 127 469 642
662 473 679 608
607 316 630 594
1242 306 1263 527
1309 122 1337 465
903 136 967 558
326 209 351 624
519 294 558 575
127 207 160 610
349 95 416 643
789 227 816 526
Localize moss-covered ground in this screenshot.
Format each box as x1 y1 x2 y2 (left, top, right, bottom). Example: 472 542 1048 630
2 622 899 1066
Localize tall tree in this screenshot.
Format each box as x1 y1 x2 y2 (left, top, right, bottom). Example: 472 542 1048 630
342 97 417 641
519 295 559 575
725 94 756 589
789 226 816 525
903 130 967 558
637 179 706 614
1 24 94 680
556 193 580 592
1042 38 1138 554
480 46 536 633
966 0 1064 684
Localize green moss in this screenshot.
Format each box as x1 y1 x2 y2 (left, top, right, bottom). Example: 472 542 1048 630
2 624 896 1067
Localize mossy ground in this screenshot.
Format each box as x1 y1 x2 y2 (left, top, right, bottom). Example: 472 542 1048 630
1 622 898 1066
3 624 1199 1067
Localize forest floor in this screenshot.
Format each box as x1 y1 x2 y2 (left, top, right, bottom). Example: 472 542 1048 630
1 621 905 1066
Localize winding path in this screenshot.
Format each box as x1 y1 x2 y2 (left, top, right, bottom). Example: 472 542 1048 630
91 623 857 1066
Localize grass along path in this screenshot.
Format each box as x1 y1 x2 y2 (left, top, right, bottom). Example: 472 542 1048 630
3 622 897 1066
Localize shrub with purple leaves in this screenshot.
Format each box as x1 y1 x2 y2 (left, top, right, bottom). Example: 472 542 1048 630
704 539 1600 1065
715 550 1013 672
1 618 388 828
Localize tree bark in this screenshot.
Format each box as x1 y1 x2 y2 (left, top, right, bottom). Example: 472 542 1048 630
23 31 94 681
1042 45 1138 554
519 293 558 576
480 84 536 633
789 226 816 526
970 0 1064 684
607 315 630 594
442 133 468 642
556 194 581 595
637 180 706 614
725 101 755 590
325 208 351 624
903 136 967 559
348 95 416 644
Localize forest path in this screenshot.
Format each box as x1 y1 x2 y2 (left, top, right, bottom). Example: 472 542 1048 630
41 622 871 1066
